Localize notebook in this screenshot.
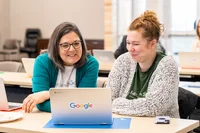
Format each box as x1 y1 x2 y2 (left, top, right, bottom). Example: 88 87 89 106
50 88 113 125
21 58 35 77
92 50 115 66
0 78 22 111
179 52 200 69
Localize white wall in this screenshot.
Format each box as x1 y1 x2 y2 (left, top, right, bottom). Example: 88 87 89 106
0 0 10 49
10 0 104 46
197 0 200 19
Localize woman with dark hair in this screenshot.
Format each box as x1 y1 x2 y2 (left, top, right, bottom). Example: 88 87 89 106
107 10 179 118
114 35 128 59
22 22 99 113
192 19 200 52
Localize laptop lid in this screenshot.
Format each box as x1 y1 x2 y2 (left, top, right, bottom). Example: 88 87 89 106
92 50 115 66
50 88 113 125
179 52 200 69
0 78 22 111
21 58 35 77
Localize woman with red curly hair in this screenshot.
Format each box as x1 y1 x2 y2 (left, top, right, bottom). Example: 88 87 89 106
107 10 179 118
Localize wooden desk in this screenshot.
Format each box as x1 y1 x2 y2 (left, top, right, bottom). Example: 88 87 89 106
180 68 200 76
0 71 32 87
0 109 198 133
0 71 106 88
99 64 112 74
97 60 200 77
99 66 200 77
99 65 200 77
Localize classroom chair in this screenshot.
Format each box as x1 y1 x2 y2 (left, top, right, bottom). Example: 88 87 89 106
0 61 22 72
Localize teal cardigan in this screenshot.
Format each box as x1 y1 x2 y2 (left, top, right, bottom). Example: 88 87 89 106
32 53 99 112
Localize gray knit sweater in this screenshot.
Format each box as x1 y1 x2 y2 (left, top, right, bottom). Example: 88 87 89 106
107 53 180 118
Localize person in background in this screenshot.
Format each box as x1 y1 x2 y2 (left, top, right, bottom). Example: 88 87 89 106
114 36 166 59
192 19 200 52
107 10 179 118
22 22 99 113
114 35 128 59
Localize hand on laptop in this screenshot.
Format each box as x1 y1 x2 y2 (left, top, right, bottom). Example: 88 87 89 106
22 91 50 113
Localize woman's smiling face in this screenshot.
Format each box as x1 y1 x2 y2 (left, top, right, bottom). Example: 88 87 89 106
58 31 82 66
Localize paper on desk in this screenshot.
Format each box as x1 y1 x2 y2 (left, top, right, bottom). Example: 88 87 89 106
180 81 200 88
0 112 23 123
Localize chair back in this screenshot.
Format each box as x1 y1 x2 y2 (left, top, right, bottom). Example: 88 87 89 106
0 61 22 72
25 29 41 48
97 78 108 87
3 39 20 50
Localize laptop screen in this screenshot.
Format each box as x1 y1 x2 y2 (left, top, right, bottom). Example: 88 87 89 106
21 58 35 77
0 78 21 111
92 50 115 66
179 52 200 69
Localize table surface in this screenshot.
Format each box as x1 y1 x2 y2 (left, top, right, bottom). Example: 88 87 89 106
0 71 108 88
180 68 200 76
100 65 200 76
0 71 32 87
0 109 198 133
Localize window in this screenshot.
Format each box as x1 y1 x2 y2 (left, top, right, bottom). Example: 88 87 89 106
117 0 145 45
170 0 197 57
171 0 197 32
118 0 132 37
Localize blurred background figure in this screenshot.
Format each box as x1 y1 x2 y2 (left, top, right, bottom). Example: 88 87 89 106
192 19 200 52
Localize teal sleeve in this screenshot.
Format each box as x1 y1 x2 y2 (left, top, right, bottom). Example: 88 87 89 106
36 100 51 112
78 55 99 87
32 54 51 112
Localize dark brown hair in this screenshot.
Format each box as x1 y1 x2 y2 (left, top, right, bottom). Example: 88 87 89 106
128 10 164 42
48 22 87 71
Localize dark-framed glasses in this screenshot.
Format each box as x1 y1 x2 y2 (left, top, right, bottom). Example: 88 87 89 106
59 40 81 51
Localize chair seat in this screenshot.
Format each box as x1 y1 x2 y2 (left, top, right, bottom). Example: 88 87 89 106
20 47 36 53
0 49 18 54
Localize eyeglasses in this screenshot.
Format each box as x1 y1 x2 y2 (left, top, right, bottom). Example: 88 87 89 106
59 40 81 51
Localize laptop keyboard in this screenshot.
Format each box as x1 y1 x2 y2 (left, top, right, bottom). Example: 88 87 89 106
8 102 22 109
8 105 19 109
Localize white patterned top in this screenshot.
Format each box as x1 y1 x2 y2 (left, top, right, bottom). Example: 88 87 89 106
106 52 180 118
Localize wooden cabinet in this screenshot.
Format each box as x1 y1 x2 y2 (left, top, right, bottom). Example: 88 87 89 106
37 39 49 56
85 39 104 50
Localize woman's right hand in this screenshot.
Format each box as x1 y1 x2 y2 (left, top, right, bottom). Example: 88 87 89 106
22 91 50 113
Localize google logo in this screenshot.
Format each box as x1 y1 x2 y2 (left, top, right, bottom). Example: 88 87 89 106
70 102 93 109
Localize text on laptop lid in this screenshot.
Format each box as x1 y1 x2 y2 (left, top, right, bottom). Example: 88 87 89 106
50 88 113 125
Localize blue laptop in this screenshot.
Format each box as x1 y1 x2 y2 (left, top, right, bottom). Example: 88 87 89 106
50 88 113 125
